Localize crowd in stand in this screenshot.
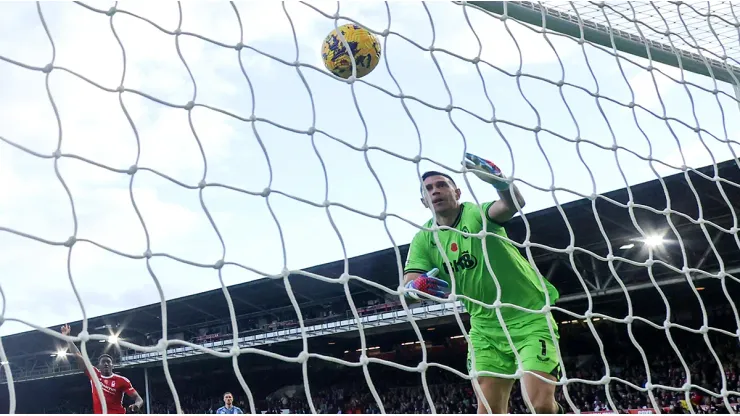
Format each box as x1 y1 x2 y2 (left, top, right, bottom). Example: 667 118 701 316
38 333 739 414
152 300 739 415
254 350 740 415
17 302 740 414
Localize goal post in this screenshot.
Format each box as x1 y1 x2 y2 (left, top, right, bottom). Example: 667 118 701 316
466 1 740 86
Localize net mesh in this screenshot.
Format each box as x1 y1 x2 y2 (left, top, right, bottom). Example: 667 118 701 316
539 1 740 65
0 1 739 414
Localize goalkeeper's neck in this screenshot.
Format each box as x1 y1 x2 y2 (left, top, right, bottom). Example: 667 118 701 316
434 204 463 227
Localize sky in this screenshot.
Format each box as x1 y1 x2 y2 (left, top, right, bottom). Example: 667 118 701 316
0 1 739 338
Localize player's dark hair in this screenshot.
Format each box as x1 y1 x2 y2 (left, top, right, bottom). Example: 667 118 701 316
420 171 457 196
422 170 456 184
224 392 233 397
98 354 113 363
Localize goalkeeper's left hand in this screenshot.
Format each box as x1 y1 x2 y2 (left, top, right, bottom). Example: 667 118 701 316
463 152 509 191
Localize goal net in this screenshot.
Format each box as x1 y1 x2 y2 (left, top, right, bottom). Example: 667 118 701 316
0 0 739 414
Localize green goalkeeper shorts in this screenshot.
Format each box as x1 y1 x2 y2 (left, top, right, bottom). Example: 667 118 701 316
466 314 560 378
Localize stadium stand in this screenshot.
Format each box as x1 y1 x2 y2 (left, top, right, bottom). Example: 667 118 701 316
0 159 738 414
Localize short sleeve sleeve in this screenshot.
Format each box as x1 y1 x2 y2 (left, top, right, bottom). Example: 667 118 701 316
119 376 135 395
480 201 506 227
404 231 433 275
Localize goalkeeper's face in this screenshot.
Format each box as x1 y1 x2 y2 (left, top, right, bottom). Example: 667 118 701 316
421 175 461 214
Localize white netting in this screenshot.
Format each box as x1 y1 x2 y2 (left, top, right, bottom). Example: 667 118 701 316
0 1 739 414
538 1 740 65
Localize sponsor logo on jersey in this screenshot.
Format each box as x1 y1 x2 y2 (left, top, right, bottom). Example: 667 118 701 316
92 380 117 395
453 251 478 272
443 250 478 274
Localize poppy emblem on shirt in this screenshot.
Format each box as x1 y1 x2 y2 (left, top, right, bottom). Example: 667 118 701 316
451 243 458 252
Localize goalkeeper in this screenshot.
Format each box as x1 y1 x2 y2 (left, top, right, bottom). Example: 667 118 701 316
403 153 562 414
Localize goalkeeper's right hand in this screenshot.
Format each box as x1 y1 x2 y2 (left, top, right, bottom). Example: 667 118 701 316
405 268 449 300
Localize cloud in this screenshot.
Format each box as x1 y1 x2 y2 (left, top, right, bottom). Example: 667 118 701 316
0 2 221 334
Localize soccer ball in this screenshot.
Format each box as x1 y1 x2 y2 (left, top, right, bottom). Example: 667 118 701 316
322 24 381 79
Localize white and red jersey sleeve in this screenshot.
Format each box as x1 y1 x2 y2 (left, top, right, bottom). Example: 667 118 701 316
114 373 136 396
85 365 101 380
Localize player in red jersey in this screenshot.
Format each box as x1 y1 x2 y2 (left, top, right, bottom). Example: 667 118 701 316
61 324 144 414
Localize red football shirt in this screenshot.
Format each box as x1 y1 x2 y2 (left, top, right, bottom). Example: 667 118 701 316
86 367 136 414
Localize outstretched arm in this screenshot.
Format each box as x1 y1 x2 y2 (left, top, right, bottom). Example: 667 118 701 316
488 182 526 224
60 324 86 372
464 153 525 224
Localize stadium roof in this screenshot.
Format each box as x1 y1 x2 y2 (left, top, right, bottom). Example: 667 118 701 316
3 158 740 357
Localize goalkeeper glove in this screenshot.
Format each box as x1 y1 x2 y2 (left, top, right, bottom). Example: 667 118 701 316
464 152 509 191
405 268 450 300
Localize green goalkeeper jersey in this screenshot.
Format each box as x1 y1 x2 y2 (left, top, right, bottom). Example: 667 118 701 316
404 201 559 327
